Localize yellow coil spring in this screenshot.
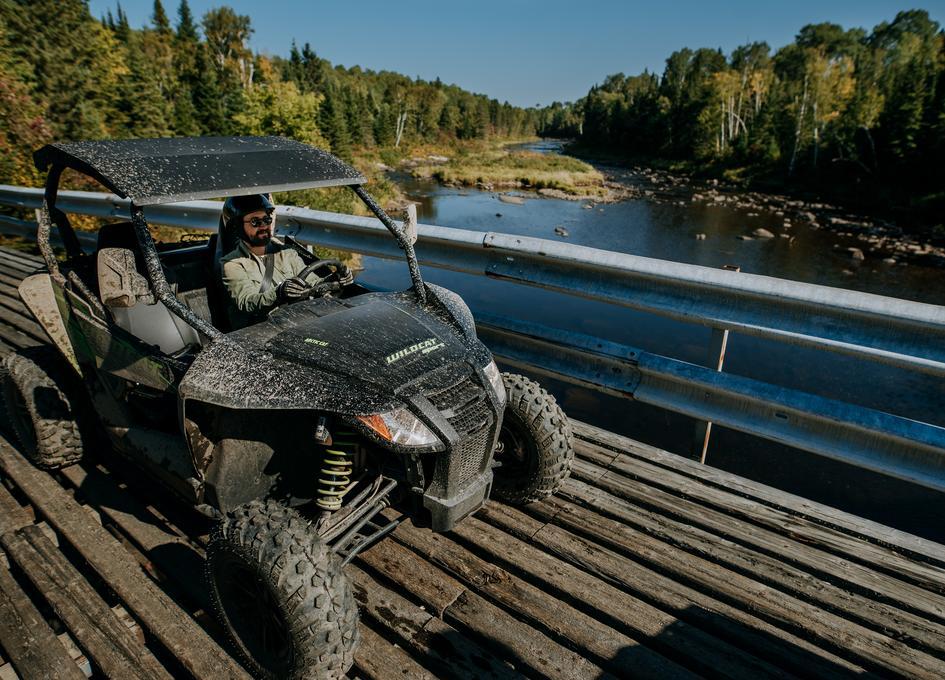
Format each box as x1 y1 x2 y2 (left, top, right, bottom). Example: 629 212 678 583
316 432 357 511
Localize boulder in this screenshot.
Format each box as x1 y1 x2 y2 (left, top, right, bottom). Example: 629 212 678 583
694 233 707 240
752 228 775 239
846 247 865 261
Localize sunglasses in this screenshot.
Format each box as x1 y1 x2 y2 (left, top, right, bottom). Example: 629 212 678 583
246 214 273 228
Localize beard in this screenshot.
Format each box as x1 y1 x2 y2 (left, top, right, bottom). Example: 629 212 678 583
246 229 272 247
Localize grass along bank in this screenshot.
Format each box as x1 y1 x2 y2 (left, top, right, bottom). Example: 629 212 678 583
402 140 616 201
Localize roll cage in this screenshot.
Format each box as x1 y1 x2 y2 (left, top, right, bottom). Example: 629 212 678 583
33 136 426 343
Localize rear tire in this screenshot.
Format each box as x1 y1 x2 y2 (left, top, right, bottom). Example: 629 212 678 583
492 372 573 505
1 347 84 469
207 499 359 680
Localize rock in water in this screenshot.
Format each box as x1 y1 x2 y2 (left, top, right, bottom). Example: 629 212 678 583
752 228 775 239
554 226 569 237
847 247 865 261
694 233 707 240
498 194 525 205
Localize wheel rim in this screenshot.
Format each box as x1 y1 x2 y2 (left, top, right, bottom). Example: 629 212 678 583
495 412 534 481
212 551 294 676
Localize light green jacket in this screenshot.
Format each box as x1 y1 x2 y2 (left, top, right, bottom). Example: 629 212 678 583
221 238 308 329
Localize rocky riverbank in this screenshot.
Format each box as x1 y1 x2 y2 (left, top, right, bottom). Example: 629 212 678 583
602 166 945 269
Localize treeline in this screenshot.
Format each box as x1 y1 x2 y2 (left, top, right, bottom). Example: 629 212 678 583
0 0 541 188
540 10 945 214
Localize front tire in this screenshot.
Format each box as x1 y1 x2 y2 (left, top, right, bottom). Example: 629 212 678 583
492 373 574 505
207 500 359 680
1 347 84 469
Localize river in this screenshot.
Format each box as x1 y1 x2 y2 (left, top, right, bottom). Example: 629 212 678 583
356 140 945 540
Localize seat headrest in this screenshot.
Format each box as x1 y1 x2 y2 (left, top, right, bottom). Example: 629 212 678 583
219 215 242 259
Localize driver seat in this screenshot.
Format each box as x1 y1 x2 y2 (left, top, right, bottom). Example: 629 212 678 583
207 215 240 332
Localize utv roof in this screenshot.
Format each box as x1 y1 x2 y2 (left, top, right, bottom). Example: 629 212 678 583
33 136 365 206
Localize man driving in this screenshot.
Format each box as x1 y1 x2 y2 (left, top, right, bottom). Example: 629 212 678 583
220 194 312 329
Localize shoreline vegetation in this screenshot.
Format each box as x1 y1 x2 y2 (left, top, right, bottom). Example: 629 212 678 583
396 139 620 201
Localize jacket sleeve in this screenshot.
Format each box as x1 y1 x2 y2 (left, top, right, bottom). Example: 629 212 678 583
222 259 279 314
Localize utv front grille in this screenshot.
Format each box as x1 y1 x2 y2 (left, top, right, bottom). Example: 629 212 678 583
421 369 497 497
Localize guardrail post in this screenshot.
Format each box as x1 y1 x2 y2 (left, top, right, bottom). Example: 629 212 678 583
693 265 739 464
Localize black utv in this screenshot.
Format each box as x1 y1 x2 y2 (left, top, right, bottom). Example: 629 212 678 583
1 137 574 678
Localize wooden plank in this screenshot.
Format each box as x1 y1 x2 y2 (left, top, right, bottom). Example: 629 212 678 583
0 255 38 277
0 563 86 680
532 493 945 675
57 465 210 613
449 513 863 678
557 479 945 658
486 501 945 679
358 533 465 616
0 438 250 679
1 526 172 680
347 564 518 680
358 536 608 680
594 444 945 593
0 248 43 265
571 456 945 624
354 624 435 680
476 503 869 679
572 420 945 566
385 512 696 679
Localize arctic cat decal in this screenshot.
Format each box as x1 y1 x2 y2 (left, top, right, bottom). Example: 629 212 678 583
385 337 445 365
304 337 329 347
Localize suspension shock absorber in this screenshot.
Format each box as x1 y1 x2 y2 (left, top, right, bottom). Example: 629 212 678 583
316 426 358 511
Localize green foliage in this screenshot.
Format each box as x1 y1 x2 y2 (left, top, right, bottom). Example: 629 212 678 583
550 10 945 209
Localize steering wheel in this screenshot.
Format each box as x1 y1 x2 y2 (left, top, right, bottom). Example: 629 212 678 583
296 258 353 297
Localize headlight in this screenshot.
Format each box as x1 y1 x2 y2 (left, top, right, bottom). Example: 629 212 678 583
357 407 441 448
483 359 506 404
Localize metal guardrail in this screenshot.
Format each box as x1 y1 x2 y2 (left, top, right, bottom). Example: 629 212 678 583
2 184 945 491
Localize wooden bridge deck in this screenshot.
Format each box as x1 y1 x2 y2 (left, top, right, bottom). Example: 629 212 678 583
0 244 944 679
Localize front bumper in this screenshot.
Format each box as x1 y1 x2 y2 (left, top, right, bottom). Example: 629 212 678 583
423 469 493 532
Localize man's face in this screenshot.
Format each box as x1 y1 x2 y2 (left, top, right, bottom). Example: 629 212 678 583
242 209 274 246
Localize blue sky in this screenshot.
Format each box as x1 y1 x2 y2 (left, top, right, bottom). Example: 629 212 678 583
92 1 945 107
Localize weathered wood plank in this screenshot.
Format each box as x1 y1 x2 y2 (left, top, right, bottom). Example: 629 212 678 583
476 503 870 679
531 493 945 676
556 479 945 658
571 456 945 624
2 525 172 680
0 438 250 679
0 562 86 680
386 512 696 679
347 564 518 680
359 535 609 680
354 624 435 680
589 442 945 594
572 420 945 567
0 248 43 265
488 501 945 679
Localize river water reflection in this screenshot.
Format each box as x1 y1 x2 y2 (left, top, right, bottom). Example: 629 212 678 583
356 140 945 539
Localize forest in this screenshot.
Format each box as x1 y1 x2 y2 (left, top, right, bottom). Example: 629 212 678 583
0 0 542 192
538 10 945 225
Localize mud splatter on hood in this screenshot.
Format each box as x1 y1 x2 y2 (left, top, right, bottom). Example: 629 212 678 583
178 290 490 413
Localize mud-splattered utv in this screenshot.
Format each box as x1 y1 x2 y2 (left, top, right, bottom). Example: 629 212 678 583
1 136 574 678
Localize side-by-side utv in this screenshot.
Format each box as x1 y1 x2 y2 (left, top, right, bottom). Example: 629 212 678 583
1 136 574 678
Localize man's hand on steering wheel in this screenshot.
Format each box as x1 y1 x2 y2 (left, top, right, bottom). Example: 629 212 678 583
276 276 309 302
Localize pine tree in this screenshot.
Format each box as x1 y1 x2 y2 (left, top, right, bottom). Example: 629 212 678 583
152 0 171 36
192 44 226 134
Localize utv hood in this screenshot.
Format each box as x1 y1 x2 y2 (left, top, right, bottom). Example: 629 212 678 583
178 291 488 412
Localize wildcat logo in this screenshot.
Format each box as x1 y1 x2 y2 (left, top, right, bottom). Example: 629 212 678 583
385 338 444 365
